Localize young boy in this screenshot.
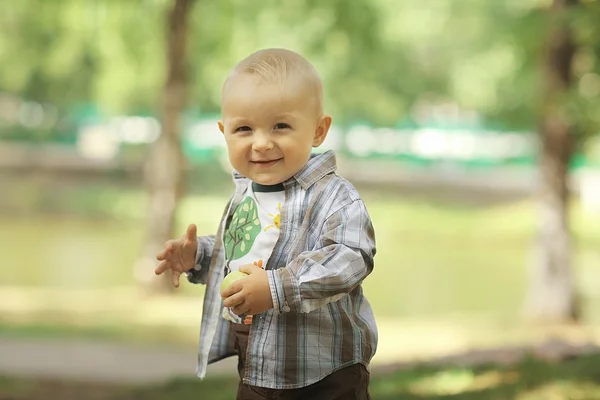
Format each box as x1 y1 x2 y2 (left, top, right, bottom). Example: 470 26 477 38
155 48 377 399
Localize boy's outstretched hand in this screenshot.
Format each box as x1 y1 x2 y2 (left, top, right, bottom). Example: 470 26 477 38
221 264 274 316
155 224 198 288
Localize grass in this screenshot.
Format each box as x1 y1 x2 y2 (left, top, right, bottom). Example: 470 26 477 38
1 184 600 365
2 178 600 398
368 355 600 399
0 319 198 349
2 176 600 399
3 189 600 320
2 354 600 399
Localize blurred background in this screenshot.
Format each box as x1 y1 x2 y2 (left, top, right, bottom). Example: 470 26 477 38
1 0 600 398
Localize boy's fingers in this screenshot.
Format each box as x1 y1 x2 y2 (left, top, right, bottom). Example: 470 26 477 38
156 248 170 261
221 280 244 299
186 224 197 242
164 240 176 252
238 264 258 275
232 301 250 316
155 260 170 275
172 271 181 288
223 291 245 308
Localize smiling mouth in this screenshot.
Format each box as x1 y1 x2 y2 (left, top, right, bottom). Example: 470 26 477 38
251 158 282 167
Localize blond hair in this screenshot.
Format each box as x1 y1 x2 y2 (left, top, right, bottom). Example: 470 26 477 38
224 48 324 115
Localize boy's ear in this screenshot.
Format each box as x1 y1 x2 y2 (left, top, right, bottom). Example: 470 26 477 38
313 115 332 147
218 120 225 134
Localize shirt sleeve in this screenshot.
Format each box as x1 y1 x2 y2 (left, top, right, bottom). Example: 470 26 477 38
267 199 376 314
186 235 216 284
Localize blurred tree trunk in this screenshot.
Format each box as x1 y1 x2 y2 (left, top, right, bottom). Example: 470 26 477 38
135 0 194 293
525 0 579 322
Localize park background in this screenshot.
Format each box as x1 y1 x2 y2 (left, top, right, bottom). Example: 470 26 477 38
1 0 600 398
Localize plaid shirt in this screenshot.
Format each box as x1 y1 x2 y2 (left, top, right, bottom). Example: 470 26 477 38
187 150 378 389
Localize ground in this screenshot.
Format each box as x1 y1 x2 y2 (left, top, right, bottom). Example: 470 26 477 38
2 334 600 399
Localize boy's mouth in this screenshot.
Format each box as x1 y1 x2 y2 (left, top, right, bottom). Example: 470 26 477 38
251 158 282 167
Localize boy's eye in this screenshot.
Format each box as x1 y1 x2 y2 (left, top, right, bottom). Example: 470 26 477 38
234 126 252 133
274 123 291 130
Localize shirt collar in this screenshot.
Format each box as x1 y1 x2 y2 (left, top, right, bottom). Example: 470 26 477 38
232 150 337 190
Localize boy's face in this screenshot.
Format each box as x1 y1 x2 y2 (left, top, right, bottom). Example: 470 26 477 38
219 73 331 185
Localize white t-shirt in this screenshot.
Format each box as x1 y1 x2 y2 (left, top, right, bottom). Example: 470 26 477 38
222 182 285 324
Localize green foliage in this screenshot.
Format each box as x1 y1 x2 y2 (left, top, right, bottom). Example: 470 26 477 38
0 0 599 135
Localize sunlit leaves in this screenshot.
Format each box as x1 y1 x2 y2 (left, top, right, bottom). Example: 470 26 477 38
1 0 599 138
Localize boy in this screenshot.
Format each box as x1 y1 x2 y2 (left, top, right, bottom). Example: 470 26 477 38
155 48 377 399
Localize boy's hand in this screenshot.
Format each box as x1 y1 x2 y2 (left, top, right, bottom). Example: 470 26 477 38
221 264 274 316
154 224 198 288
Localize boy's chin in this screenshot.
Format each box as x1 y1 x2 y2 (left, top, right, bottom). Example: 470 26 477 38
248 171 295 186
251 176 287 185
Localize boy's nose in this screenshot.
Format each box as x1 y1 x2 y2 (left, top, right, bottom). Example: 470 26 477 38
252 132 274 151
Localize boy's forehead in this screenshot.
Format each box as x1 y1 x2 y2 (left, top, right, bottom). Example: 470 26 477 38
221 73 317 114
223 71 312 96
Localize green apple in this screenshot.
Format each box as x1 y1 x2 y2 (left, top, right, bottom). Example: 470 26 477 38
220 270 248 293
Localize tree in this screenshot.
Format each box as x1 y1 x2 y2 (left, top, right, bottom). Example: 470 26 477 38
524 0 580 323
134 0 194 293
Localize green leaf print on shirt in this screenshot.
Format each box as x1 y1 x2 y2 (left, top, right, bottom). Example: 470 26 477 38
224 196 262 263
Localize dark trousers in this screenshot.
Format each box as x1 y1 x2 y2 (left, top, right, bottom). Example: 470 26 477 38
231 323 371 400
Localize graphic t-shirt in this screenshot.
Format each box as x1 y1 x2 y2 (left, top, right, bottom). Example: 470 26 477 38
221 181 285 324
